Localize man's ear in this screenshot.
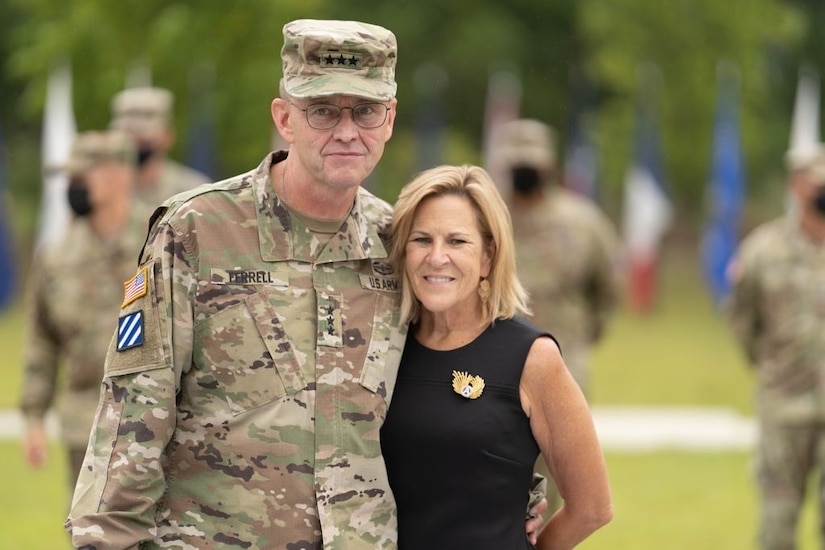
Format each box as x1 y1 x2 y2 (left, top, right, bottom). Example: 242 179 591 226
271 98 295 145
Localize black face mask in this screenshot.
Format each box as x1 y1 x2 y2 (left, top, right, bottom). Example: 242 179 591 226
814 189 825 216
511 166 542 195
136 146 156 167
67 182 93 217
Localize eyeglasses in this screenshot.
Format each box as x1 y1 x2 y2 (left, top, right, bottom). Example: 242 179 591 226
290 102 389 130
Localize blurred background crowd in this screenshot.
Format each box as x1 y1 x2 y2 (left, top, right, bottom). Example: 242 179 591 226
0 0 823 311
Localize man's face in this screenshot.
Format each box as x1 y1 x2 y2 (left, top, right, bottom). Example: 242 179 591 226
273 94 396 193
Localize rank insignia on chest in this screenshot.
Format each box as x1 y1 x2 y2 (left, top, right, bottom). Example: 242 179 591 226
117 311 144 351
452 370 485 399
121 266 148 308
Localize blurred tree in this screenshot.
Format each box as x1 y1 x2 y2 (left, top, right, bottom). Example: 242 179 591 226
326 0 582 199
0 0 821 250
578 0 804 224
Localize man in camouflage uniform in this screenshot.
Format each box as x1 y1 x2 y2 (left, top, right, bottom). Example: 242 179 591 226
109 86 210 209
20 131 141 493
66 19 408 549
726 145 825 550
495 118 623 512
497 119 622 394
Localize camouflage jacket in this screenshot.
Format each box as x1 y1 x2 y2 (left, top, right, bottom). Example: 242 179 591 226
511 188 623 390
20 212 148 447
726 215 825 422
135 158 210 212
66 152 407 549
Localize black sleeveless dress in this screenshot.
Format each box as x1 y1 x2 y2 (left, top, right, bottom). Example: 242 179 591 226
381 317 552 549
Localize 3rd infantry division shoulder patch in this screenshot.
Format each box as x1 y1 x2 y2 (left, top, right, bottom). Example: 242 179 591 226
117 310 144 351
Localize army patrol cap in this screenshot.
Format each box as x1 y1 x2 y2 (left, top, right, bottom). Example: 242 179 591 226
109 87 173 139
65 131 136 176
790 143 825 186
281 19 397 101
498 119 557 170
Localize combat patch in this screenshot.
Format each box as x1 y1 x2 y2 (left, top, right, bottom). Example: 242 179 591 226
121 266 148 308
116 310 144 351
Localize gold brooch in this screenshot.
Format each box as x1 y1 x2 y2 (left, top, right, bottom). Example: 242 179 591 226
452 370 485 399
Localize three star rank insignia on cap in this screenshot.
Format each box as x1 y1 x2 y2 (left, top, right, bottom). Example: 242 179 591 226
452 370 485 399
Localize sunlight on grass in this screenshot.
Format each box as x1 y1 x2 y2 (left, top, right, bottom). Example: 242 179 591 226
0 441 72 550
591 246 755 414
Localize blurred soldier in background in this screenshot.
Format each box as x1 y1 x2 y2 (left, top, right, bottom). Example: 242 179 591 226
109 86 210 208
497 118 624 509
726 146 825 550
19 130 141 493
498 118 623 395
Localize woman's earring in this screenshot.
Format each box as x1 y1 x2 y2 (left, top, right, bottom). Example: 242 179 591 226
478 278 491 304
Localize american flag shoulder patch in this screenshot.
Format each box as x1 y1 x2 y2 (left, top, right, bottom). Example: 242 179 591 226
117 310 144 351
122 266 148 308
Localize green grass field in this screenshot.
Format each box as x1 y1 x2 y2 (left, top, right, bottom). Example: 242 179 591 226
0 245 820 548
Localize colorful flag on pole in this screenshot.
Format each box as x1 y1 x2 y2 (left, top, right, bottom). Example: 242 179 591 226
482 71 522 195
0 117 16 311
186 63 219 180
622 65 673 314
786 65 820 170
413 63 447 172
563 70 599 201
563 111 599 201
36 62 76 253
701 62 746 307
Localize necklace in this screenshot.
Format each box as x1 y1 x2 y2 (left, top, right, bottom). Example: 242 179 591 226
280 165 290 206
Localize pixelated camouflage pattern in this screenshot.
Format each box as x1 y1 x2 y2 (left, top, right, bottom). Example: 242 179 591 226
512 188 623 393
135 158 211 212
66 151 407 549
497 119 557 170
20 209 150 448
726 215 825 421
282 19 397 101
726 214 825 550
109 87 174 140
65 130 135 176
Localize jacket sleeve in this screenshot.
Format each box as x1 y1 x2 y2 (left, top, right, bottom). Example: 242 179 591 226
65 217 196 549
585 212 624 343
19 256 61 424
724 244 762 366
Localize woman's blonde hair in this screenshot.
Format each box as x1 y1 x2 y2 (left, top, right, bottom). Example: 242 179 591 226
391 164 531 325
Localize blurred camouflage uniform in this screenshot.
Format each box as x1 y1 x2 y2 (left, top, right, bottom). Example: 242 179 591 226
498 119 623 393
726 147 825 550
20 131 143 490
66 20 408 549
495 119 622 514
110 86 210 208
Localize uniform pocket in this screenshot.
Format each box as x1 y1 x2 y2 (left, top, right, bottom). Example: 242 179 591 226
193 293 306 416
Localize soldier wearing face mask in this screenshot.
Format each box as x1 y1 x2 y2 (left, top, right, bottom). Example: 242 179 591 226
495 119 624 514
726 144 825 550
109 87 210 210
19 131 144 500
497 119 623 395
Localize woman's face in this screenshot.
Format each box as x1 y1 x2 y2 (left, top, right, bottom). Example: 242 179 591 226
404 194 491 319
